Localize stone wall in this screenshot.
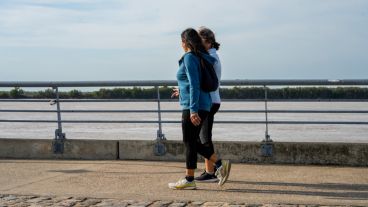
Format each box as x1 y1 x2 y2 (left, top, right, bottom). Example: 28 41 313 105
0 139 367 166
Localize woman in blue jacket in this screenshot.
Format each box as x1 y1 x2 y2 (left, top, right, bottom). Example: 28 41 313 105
168 28 231 190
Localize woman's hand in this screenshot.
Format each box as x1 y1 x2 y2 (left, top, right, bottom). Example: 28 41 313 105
190 113 201 126
171 88 180 98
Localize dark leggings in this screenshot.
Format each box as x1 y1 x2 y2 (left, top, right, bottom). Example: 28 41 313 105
199 103 221 154
200 103 220 144
182 109 214 169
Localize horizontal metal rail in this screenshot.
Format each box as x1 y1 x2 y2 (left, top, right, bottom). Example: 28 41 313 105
1 99 368 102
1 79 368 87
1 119 367 125
1 109 368 114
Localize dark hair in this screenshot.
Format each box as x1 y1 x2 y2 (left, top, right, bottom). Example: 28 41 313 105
181 28 208 56
198 26 220 50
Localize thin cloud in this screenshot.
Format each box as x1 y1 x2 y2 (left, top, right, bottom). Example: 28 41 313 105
0 0 367 80
0 0 269 49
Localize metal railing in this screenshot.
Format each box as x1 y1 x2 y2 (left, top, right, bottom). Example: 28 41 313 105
1 79 368 155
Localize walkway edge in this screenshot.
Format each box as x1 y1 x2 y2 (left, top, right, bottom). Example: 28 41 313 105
0 139 367 166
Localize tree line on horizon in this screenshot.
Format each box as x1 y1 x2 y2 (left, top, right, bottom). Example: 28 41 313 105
0 86 368 99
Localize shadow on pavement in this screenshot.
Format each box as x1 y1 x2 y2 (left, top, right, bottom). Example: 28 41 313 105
2 160 186 169
227 180 368 191
47 169 183 175
47 169 92 174
221 180 368 201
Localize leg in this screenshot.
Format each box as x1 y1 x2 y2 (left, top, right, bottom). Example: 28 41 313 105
182 109 200 171
168 110 208 190
197 105 231 186
200 104 220 173
205 155 215 173
186 169 195 177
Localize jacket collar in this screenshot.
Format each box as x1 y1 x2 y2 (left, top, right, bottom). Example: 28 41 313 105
208 48 217 54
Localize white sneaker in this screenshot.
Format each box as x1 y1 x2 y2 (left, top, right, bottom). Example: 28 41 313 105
168 178 196 190
215 160 231 186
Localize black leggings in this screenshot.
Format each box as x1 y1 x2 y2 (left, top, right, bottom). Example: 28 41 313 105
182 109 214 169
200 103 221 145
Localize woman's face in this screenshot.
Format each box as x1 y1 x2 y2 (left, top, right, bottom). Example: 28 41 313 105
181 40 189 52
202 39 212 51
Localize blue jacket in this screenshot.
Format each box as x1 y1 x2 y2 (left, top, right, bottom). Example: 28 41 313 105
176 52 216 113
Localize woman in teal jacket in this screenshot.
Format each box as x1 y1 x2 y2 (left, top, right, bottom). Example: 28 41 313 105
168 28 231 190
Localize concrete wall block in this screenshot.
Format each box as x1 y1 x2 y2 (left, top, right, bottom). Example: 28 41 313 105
62 140 118 160
213 142 262 163
0 139 118 160
118 140 186 161
272 142 368 166
0 139 52 159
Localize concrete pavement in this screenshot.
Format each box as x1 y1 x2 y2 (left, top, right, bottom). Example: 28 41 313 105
0 160 367 206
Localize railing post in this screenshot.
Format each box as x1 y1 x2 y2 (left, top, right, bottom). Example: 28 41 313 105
154 86 166 156
52 86 65 154
261 85 273 157
264 85 272 142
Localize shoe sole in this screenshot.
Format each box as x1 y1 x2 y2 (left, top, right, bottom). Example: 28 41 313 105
169 186 197 190
195 178 219 183
219 161 231 186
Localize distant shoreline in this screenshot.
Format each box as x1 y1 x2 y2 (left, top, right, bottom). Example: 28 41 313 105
1 86 368 99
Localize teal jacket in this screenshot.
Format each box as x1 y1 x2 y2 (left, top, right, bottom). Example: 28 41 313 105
176 52 216 113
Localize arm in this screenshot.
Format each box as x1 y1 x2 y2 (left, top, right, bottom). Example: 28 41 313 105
183 54 200 114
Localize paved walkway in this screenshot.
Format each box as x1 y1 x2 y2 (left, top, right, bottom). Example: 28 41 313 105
0 160 367 206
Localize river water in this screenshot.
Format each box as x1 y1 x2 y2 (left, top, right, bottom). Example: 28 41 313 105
0 102 367 143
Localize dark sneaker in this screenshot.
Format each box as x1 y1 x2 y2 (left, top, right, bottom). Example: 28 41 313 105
194 171 219 183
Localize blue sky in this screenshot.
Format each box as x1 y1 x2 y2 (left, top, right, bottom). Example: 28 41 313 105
0 0 367 81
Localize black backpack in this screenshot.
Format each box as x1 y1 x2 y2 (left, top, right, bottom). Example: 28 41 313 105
197 54 219 92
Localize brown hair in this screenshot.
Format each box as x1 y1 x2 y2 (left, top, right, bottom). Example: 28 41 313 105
181 28 208 56
198 26 220 50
